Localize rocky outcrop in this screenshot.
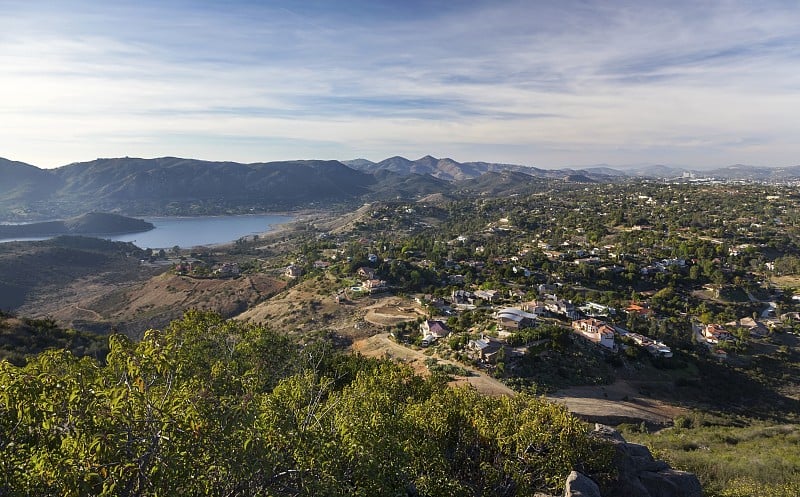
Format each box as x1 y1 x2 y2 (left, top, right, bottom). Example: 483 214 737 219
563 424 703 497
564 471 602 497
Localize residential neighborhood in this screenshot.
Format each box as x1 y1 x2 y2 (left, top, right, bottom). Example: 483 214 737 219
256 180 800 395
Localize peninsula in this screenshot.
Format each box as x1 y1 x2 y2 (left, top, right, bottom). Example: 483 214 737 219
0 212 154 239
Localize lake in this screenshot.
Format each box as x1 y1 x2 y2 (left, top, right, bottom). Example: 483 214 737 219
0 214 292 249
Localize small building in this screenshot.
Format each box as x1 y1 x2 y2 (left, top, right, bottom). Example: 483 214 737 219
546 299 580 320
571 318 616 349
496 307 537 330
725 317 769 339
621 330 672 358
521 300 547 317
285 264 303 278
357 267 376 279
362 279 387 293
703 324 733 344
468 336 509 363
625 302 654 317
474 289 500 303
579 302 616 318
420 335 437 347
451 289 474 305
215 262 240 277
420 320 451 339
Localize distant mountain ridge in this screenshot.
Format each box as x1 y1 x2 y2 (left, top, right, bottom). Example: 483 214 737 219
2 154 799 221
344 155 542 181
0 157 375 220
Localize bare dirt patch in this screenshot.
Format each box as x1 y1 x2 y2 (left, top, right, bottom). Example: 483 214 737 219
362 297 426 327
353 333 687 424
549 380 688 427
353 333 516 397
236 274 376 339
771 275 800 289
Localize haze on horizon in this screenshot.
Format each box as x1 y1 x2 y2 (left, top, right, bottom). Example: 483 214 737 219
2 0 799 170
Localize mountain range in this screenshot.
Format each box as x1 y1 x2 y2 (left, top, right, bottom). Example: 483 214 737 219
2 155 800 221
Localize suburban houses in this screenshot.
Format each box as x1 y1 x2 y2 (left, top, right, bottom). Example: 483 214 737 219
420 319 450 346
702 324 734 344
287 186 794 386
571 318 616 350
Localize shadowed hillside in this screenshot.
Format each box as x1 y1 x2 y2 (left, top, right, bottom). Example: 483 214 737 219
0 236 146 310
0 157 375 220
0 213 153 238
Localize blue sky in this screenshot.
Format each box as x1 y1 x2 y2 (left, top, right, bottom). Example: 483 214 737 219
2 0 799 168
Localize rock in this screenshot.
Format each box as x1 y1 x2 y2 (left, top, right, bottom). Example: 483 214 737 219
590 424 703 497
592 423 626 442
639 469 703 497
564 471 602 497
618 442 670 473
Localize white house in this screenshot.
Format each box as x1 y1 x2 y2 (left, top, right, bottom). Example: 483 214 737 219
571 318 616 349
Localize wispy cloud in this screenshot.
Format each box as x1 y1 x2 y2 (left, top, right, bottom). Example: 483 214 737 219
1 0 799 168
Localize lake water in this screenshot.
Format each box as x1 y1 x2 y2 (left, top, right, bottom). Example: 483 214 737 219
0 214 292 249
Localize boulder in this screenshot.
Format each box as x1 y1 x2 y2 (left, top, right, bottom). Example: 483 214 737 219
564 471 602 497
591 424 703 497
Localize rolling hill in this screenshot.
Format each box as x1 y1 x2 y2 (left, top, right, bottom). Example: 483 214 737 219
0 157 376 220
0 236 146 311
0 213 153 238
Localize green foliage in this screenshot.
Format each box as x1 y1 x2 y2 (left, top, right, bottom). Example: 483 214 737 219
424 357 473 377
0 314 109 366
0 311 612 496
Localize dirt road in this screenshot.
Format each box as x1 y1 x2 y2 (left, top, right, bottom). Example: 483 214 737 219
353 333 516 397
549 382 685 426
353 333 685 425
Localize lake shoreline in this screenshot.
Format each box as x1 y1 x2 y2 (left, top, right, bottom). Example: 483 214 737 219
0 212 295 249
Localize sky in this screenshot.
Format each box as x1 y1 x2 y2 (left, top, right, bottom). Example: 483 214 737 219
1 0 799 169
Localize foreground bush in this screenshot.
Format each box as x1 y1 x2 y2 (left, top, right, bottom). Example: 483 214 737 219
0 311 611 496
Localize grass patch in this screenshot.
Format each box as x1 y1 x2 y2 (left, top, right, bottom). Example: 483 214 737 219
620 418 800 497
770 275 800 289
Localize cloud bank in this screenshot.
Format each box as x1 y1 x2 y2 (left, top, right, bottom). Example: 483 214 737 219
1 0 799 168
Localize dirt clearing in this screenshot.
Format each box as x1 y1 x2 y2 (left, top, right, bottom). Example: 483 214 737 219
353 333 516 397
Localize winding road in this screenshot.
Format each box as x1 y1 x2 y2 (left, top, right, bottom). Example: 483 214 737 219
354 333 684 425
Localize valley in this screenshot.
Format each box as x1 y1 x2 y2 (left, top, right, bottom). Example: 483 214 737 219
2 163 800 496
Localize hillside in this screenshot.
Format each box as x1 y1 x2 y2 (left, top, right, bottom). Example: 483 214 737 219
348 154 542 181
0 213 153 238
0 236 147 311
66 272 287 339
452 170 547 196
367 170 452 200
0 157 375 220
0 157 62 205
0 311 108 366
